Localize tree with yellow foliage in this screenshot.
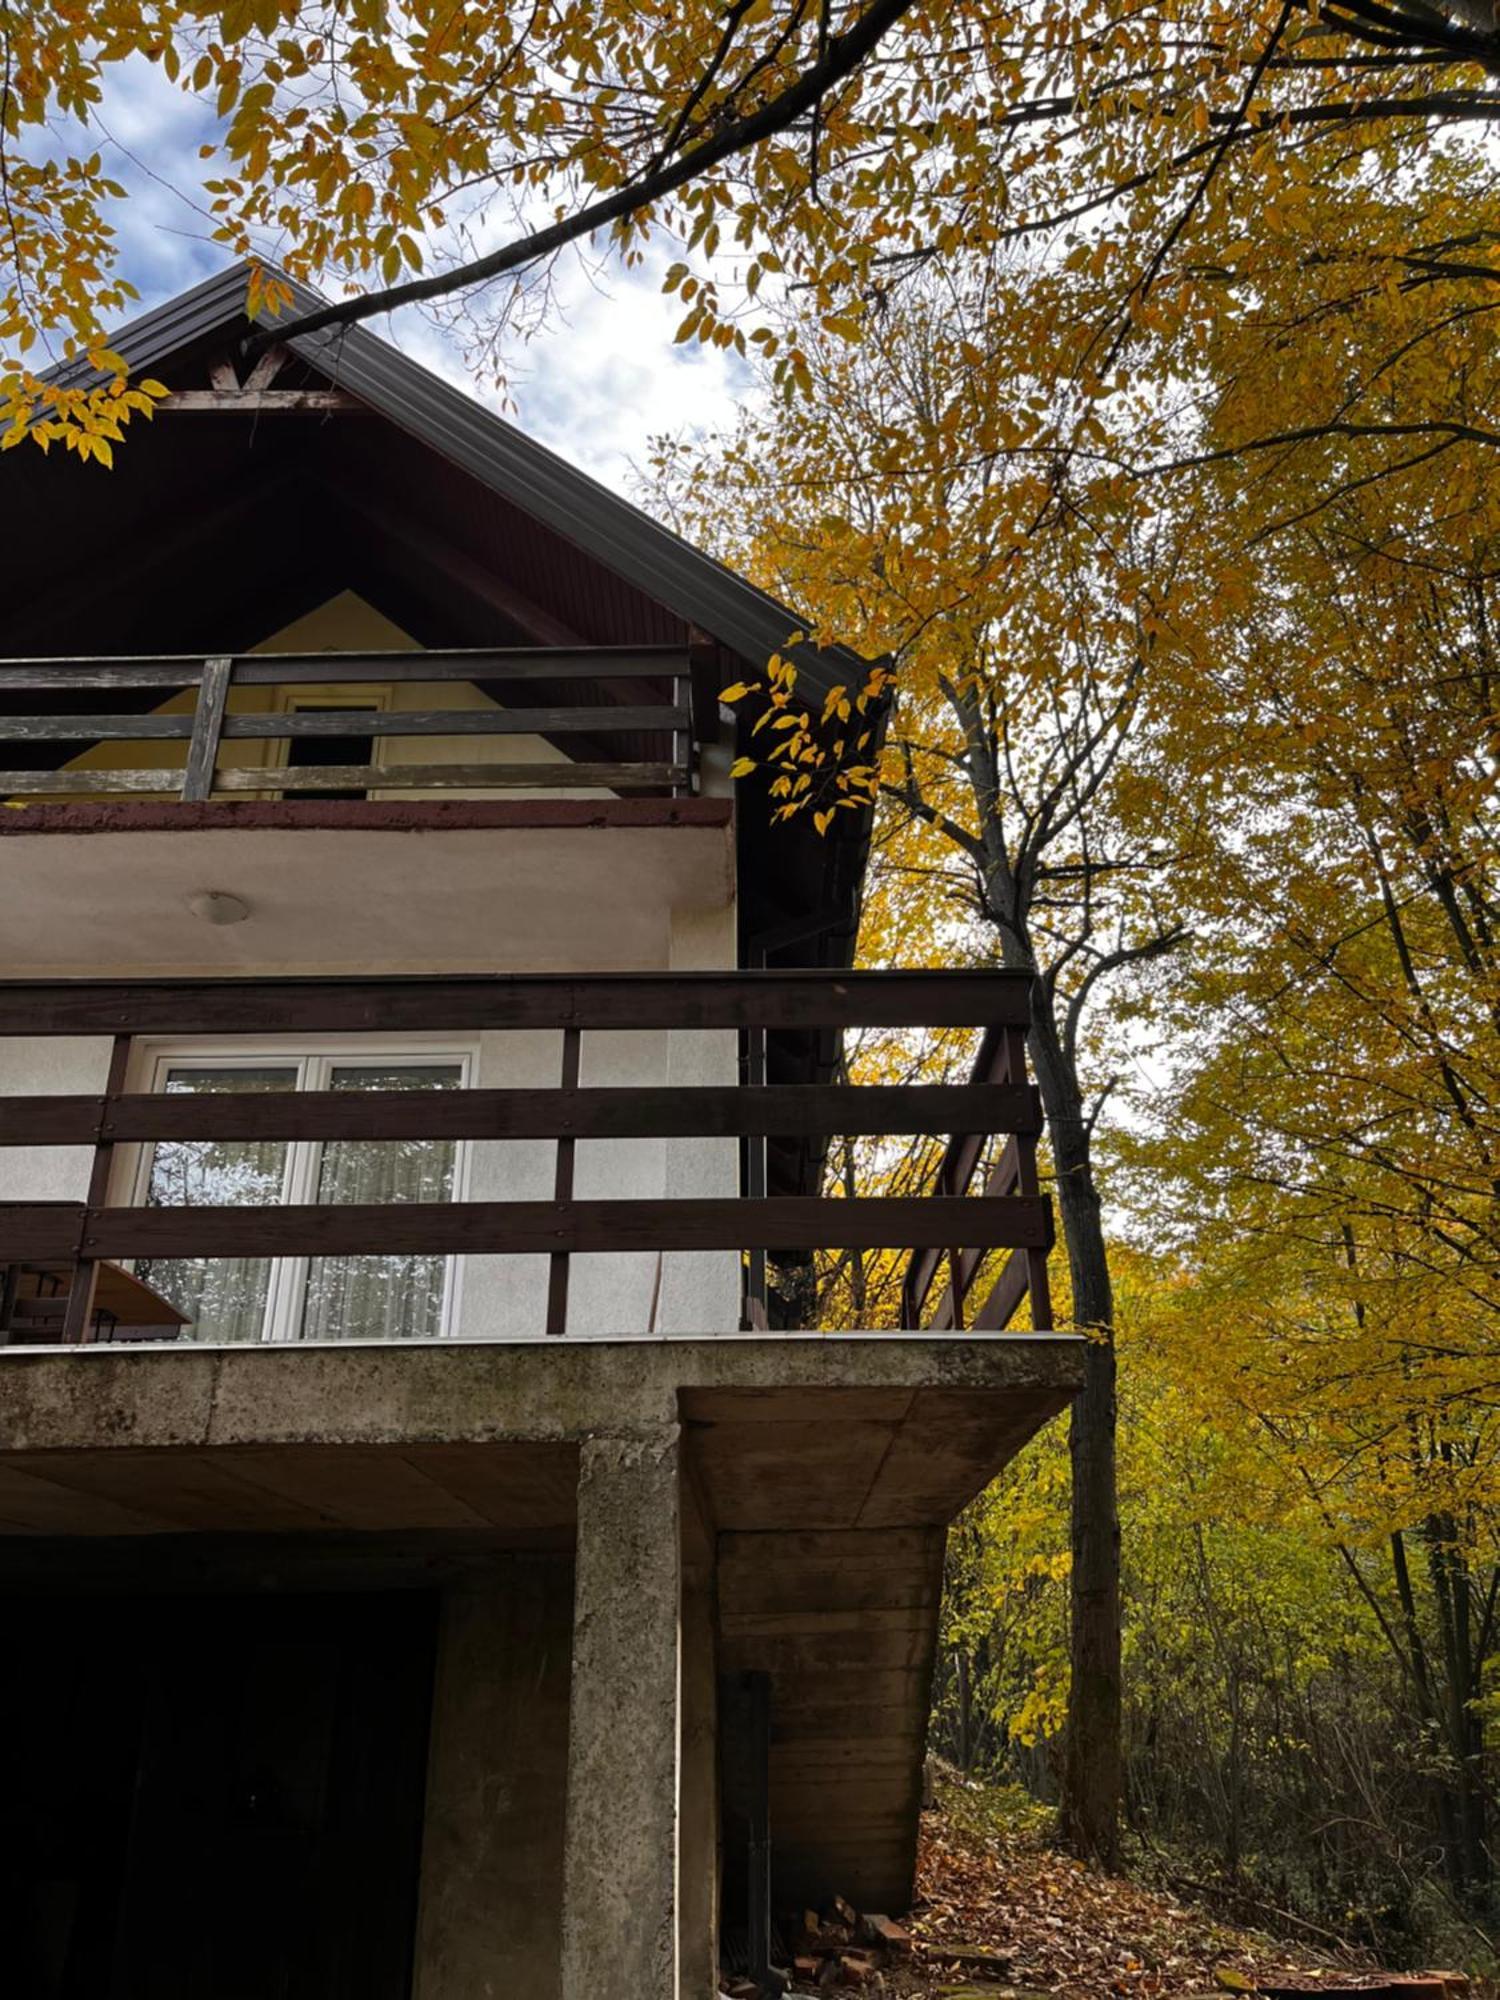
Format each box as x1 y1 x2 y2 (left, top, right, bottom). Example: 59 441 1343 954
653 122 1500 1874
6 0 1500 460
651 257 1220 1865
1123 217 1500 1897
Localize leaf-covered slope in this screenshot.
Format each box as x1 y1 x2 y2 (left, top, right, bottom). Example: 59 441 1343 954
900 1781 1373 2000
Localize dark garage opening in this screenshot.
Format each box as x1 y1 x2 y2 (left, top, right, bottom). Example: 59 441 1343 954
0 1590 437 2000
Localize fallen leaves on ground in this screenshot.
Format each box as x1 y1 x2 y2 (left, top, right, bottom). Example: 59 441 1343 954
889 1782 1374 2000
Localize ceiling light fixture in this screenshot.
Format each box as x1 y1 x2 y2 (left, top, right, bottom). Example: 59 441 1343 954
187 890 252 926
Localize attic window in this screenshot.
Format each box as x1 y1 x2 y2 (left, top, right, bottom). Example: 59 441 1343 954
283 701 379 800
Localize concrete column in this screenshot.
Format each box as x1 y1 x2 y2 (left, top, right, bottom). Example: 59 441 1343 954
561 1428 682 2000
678 1465 720 1999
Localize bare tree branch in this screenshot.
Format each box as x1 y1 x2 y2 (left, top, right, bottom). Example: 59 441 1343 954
247 0 920 356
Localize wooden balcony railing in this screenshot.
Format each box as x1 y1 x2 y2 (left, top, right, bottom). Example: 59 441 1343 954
0 645 719 800
0 971 1053 1341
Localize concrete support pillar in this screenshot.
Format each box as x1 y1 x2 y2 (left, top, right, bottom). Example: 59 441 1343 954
561 1428 682 2000
679 1465 720 1999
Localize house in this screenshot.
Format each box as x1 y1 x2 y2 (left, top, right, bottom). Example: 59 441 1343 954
0 266 1082 2000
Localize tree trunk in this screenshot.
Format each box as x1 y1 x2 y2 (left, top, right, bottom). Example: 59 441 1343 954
955 1645 974 1773
1027 982 1123 1869
1423 1512 1490 1897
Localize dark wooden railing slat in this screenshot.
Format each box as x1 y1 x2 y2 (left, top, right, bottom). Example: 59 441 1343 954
0 970 1035 1039
0 1205 87 1261
0 706 684 743
0 1082 1039 1149
3 1194 1053 1264
214 762 685 795
0 646 689 689
0 764 688 796
0 762 687 797
1 714 196 740
233 649 688 685
0 662 209 690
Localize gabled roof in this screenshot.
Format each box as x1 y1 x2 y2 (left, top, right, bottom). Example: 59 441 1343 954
47 263 874 701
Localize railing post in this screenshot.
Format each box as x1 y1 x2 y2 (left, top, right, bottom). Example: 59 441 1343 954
545 1026 582 1336
940 1122 965 1330
182 654 233 801
742 1020 768 1330
946 1245 967 1331
686 631 721 755
1005 1025 1054 1331
672 670 691 798
61 1032 131 1345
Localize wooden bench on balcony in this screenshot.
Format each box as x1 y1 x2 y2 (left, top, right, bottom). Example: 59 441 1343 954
0 1258 189 1345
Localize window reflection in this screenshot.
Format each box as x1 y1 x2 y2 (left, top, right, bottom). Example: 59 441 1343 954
141 1060 462 1344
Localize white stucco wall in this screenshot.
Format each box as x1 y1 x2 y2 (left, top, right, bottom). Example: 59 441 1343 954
658 903 742 1336
0 831 742 1345
0 1036 111 1203
458 1025 670 1339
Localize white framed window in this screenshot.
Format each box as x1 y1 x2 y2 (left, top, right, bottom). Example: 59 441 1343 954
126 1041 474 1345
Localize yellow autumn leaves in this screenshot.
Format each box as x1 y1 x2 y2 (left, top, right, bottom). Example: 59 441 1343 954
720 653 889 834
6 2 1492 457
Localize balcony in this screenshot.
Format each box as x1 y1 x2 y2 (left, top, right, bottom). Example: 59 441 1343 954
0 970 1053 1343
0 645 716 804
0 646 737 982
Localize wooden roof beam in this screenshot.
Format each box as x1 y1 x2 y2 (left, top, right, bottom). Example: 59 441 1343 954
167 345 360 411
159 388 361 412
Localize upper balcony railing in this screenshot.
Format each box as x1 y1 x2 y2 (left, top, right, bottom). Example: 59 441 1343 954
0 646 719 802
0 971 1053 1343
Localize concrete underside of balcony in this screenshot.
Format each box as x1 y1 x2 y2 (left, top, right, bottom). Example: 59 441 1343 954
0 1331 1080 1528
0 1333 1084 1984
0 798 733 976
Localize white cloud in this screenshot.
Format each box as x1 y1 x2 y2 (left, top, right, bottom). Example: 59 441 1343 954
76 58 757 496
384 241 755 490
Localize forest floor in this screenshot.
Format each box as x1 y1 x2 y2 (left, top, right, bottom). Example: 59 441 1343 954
886 1777 1380 2000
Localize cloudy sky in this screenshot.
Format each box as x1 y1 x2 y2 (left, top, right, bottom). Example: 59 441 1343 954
89 56 755 496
